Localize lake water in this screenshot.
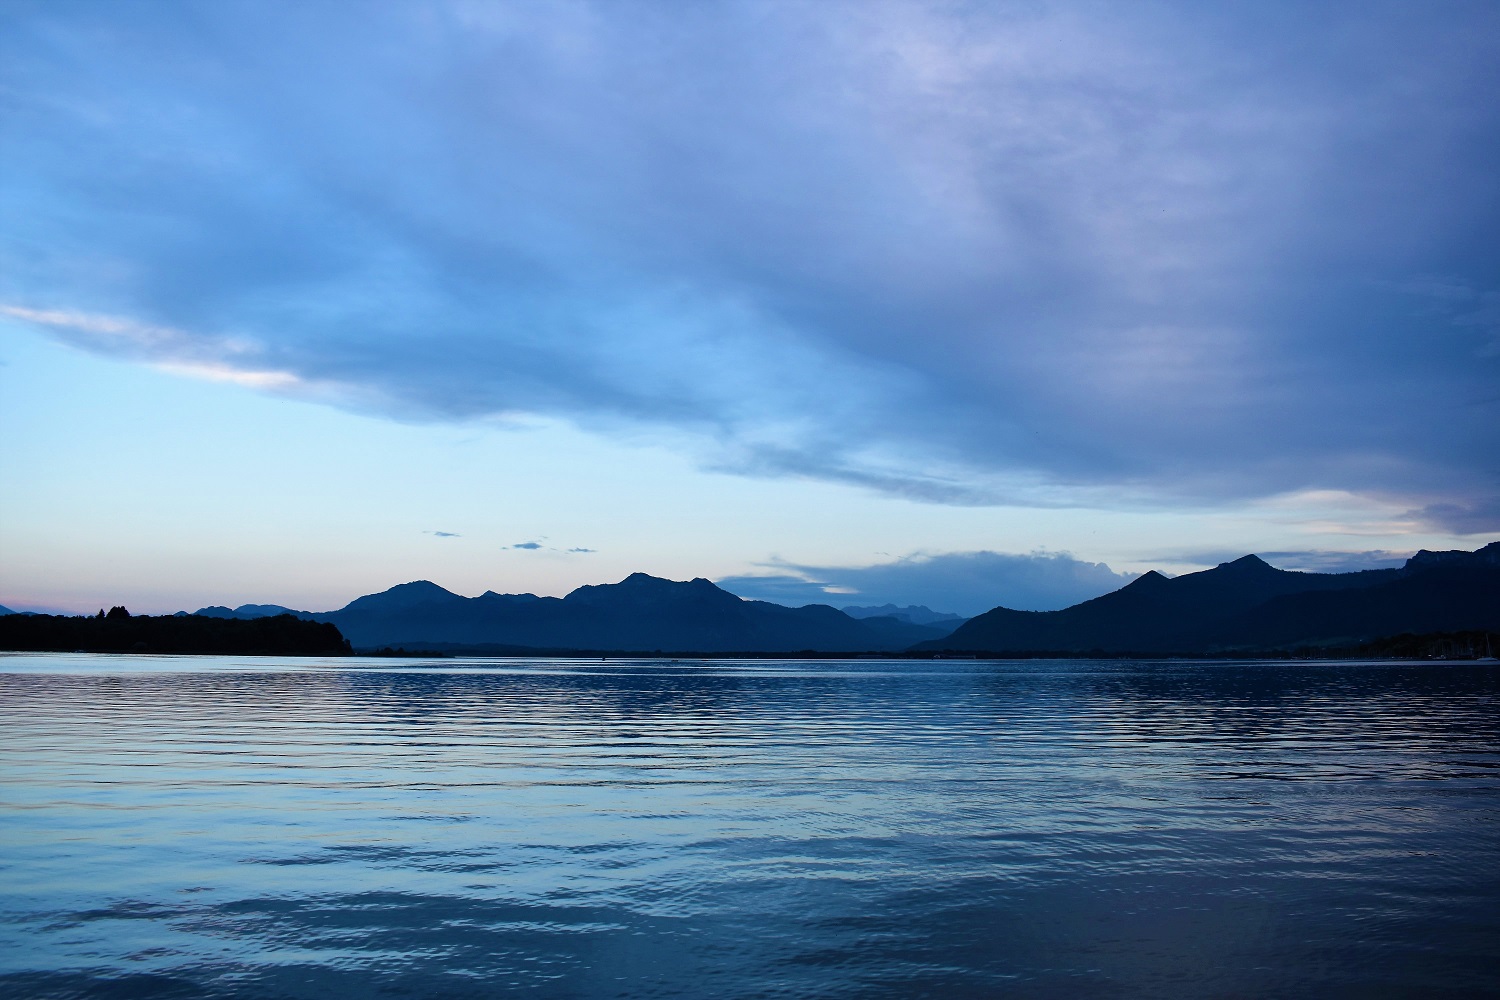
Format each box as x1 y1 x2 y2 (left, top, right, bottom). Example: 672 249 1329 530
2 654 1497 999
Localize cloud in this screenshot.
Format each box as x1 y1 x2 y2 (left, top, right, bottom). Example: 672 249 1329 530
427 530 460 538
718 551 1136 616
0 305 305 391
2 1 1497 519
502 539 593 552
1403 498 1500 536
1262 550 1411 573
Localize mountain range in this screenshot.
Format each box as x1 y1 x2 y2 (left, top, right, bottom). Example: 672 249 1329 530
172 542 1498 655
919 542 1500 654
194 575 957 652
841 604 967 626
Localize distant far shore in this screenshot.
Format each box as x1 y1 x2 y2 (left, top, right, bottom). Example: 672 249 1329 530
8 541 1492 659
3 615 1492 662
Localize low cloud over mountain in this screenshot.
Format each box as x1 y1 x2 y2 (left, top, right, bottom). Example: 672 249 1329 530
719 551 1135 617
1170 549 1413 574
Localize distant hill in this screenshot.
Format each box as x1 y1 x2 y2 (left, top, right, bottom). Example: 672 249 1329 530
192 603 308 619
842 604 967 627
918 542 1500 654
0 604 14 616
314 573 949 652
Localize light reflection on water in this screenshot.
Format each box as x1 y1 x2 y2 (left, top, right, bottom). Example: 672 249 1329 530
1 653 1497 998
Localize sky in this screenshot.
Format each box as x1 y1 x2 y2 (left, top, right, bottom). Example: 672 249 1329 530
2 0 1497 616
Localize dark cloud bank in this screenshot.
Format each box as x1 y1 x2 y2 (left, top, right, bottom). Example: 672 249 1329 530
2 1 1498 525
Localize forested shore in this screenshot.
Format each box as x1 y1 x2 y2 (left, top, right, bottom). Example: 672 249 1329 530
0 611 351 656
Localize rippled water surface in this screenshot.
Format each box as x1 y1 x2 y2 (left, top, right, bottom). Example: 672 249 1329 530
2 654 1498 998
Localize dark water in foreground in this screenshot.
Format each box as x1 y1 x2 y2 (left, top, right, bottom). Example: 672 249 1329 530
1 655 1498 999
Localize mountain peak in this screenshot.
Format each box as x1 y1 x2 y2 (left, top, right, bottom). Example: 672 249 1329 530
384 580 457 598
194 603 303 619
621 572 661 584
478 590 540 604
1217 554 1276 573
614 573 721 591
842 604 966 625
339 580 463 613
1124 569 1170 588
1405 543 1500 572
565 573 740 608
234 603 301 617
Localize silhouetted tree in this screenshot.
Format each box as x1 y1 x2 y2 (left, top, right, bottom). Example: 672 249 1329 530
106 606 130 619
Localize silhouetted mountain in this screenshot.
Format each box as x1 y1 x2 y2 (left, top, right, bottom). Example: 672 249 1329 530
842 604 967 627
85 543 1491 656
918 543 1500 654
337 580 464 615
1209 546 1500 649
315 573 942 652
851 614 959 646
0 604 14 616
193 603 308 620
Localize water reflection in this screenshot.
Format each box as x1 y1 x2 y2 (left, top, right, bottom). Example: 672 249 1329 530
2 655 1498 998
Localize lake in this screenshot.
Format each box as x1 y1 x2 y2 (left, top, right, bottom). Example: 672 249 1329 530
2 653 1497 998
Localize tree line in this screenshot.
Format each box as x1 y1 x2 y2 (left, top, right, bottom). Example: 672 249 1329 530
0 611 351 655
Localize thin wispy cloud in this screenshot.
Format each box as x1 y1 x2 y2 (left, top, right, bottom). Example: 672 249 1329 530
427 531 460 538
2 1 1496 527
0 305 304 391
